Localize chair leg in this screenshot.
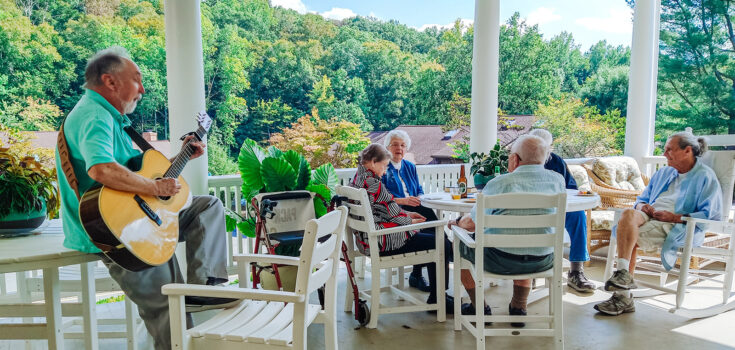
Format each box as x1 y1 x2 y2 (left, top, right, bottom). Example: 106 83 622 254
356 256 365 279
676 224 697 309
723 252 735 304
368 265 381 329
168 295 187 350
292 301 308 350
398 266 405 289
324 278 338 350
384 267 392 286
125 298 138 350
80 262 99 350
547 277 553 315
475 270 485 350
453 242 462 331
554 271 564 350
436 231 446 323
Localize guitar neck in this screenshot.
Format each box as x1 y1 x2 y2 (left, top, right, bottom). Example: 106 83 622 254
163 126 207 179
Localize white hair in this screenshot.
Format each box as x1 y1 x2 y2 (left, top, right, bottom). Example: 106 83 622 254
511 134 549 164
529 129 553 146
84 46 131 88
384 129 411 150
669 131 708 157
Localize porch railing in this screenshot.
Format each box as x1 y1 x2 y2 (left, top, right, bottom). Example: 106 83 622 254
207 159 611 212
207 157 664 270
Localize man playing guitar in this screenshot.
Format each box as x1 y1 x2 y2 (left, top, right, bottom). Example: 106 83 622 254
55 46 234 350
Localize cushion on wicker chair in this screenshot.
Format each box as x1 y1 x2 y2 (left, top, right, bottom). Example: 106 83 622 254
592 156 646 191
568 164 592 192
590 210 615 231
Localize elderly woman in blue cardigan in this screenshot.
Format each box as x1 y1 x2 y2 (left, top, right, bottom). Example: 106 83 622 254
381 130 441 292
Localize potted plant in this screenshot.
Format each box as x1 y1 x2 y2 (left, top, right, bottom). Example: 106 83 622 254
0 126 59 235
231 139 338 238
469 142 509 190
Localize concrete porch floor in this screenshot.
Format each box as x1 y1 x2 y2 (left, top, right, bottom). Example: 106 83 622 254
2 258 735 350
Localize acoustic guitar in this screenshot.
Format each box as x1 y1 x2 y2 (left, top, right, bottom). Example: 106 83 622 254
79 112 212 271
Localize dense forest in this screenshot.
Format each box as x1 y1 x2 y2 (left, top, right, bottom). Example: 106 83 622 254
1 0 733 172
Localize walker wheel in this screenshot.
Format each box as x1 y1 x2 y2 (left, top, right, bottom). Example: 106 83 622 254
357 300 370 327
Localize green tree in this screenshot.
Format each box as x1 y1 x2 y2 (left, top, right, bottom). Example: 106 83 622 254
268 110 370 168
498 13 562 114
235 98 297 145
653 0 735 134
548 32 588 94
534 96 621 158
579 64 629 116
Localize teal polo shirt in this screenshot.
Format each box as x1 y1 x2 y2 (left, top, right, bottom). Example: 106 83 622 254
55 89 141 253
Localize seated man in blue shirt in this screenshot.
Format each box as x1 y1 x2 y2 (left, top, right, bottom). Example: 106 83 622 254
449 135 566 326
530 129 595 292
594 132 722 316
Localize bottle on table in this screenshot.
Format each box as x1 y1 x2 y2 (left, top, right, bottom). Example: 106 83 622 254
458 164 468 199
494 165 501 177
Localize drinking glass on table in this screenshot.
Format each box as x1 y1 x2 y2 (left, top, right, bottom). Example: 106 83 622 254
450 187 461 200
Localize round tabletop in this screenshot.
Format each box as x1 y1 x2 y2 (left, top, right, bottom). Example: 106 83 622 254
420 189 600 214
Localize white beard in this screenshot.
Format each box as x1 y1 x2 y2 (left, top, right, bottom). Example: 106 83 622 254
122 95 141 115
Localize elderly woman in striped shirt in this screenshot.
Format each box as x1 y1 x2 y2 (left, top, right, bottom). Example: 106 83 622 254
350 143 453 310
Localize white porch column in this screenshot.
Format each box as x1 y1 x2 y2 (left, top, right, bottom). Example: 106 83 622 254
163 0 208 195
470 0 500 155
624 0 661 166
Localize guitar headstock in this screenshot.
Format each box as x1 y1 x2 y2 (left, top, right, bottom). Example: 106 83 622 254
196 111 212 133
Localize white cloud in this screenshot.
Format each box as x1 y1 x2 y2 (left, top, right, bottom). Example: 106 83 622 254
526 7 562 26
576 8 633 34
270 0 307 14
417 18 473 32
321 7 358 21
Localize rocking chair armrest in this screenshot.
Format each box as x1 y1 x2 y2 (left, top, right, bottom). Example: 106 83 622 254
682 217 734 234
369 219 449 237
451 226 476 248
161 283 305 303
233 254 301 266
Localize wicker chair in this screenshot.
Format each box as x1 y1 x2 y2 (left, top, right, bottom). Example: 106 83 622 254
584 165 650 256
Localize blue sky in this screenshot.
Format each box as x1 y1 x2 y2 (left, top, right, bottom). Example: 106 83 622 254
270 0 634 51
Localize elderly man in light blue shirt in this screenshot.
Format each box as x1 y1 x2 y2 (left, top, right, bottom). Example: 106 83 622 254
594 132 722 316
449 134 566 326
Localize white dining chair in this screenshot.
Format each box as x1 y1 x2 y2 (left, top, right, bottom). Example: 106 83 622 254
452 192 567 350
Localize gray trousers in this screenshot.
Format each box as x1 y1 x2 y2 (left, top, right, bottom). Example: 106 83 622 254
101 195 228 350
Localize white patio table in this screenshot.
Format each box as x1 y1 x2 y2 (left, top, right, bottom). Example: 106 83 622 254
420 189 600 216
0 219 100 350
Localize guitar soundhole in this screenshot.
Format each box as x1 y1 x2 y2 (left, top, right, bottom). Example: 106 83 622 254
154 177 171 201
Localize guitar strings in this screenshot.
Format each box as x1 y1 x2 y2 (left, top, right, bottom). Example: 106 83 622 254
164 127 206 179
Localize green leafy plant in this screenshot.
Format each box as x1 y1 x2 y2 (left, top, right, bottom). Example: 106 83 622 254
0 125 59 219
469 141 509 177
234 139 339 237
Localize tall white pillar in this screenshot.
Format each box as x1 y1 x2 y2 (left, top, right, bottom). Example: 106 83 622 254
163 0 208 195
470 0 500 155
624 0 661 166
